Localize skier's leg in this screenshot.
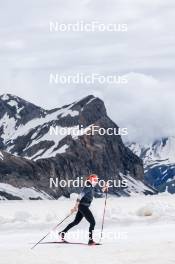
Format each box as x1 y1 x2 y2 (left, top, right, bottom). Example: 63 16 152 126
61 210 84 236
79 206 96 241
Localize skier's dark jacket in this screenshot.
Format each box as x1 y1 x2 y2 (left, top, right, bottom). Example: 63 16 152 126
77 182 99 207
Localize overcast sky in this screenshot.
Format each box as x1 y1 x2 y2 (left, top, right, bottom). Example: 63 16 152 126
0 0 175 143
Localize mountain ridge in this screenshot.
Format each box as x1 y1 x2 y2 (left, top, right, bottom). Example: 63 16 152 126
128 137 175 193
0 94 156 199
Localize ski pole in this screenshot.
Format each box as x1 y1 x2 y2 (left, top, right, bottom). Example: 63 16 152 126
99 190 108 243
31 213 72 250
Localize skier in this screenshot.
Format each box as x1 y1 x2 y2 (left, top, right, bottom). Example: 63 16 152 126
59 174 108 245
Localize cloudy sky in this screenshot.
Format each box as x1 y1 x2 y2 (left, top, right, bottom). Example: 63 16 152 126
0 0 175 143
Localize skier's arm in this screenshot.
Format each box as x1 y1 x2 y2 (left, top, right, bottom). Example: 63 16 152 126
102 182 109 192
71 201 79 213
71 191 85 213
93 182 108 198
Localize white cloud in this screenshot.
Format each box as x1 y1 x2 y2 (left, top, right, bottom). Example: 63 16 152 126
0 0 175 143
103 73 175 144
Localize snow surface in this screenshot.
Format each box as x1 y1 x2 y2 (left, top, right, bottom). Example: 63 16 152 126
0 193 175 264
0 151 3 160
0 102 80 159
0 101 79 143
129 137 175 167
120 174 154 194
56 144 69 154
25 124 93 160
0 113 17 142
61 109 79 117
0 183 52 200
0 95 99 160
7 99 18 108
7 99 24 116
1 94 10 101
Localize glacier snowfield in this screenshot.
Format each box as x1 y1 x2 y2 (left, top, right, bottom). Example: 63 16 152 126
0 193 175 264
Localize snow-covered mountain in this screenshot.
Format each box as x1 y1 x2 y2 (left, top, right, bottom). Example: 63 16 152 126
128 137 175 193
0 94 155 199
0 93 81 160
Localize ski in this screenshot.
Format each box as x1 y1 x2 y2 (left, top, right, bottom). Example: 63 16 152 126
39 241 102 246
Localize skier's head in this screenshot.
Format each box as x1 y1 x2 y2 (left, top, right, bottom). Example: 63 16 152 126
86 174 99 187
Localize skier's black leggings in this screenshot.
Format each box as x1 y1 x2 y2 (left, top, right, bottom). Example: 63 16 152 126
62 204 95 239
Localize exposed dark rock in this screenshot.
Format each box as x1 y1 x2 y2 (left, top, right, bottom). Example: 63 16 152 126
0 94 156 199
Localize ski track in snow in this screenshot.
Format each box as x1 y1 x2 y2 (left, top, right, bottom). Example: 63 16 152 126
0 193 175 264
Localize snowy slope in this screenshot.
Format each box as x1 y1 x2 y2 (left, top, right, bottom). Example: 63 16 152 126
119 173 156 196
129 137 175 166
0 93 80 159
0 194 175 264
0 151 3 160
128 137 175 193
0 183 53 200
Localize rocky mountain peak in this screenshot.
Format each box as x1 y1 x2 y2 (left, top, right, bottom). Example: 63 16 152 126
0 94 156 199
0 93 46 125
